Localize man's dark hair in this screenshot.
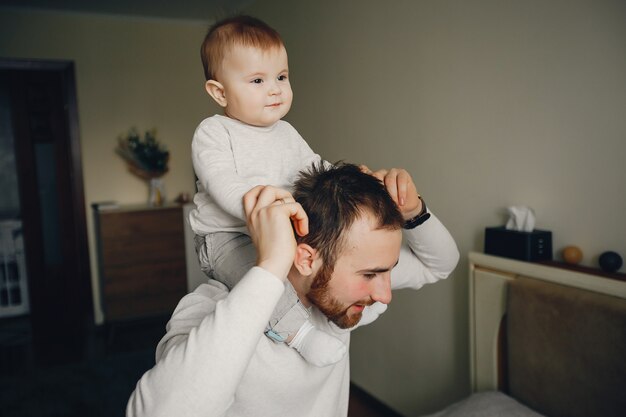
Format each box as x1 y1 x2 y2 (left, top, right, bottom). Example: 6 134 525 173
293 162 404 283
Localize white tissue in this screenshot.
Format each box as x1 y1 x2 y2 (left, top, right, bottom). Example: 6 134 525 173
505 206 535 232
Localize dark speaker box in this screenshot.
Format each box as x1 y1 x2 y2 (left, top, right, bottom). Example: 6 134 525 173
484 226 552 261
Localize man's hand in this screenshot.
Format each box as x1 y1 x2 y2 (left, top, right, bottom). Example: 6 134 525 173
243 185 309 280
360 165 423 221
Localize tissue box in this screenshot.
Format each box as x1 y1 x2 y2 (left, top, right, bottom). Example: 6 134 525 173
484 226 552 261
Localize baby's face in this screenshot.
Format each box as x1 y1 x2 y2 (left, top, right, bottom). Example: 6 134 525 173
218 45 292 127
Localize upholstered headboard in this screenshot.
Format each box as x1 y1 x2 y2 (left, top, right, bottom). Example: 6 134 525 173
507 277 626 417
469 252 626 417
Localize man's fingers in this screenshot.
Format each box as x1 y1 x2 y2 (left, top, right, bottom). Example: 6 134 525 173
285 201 309 236
244 185 295 215
396 170 411 206
242 185 309 279
243 185 265 218
272 196 296 206
383 169 400 204
267 200 309 237
368 168 415 208
255 186 294 209
243 185 308 236
359 164 372 174
371 168 388 183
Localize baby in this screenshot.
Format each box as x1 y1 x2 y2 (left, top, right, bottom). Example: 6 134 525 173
189 15 346 367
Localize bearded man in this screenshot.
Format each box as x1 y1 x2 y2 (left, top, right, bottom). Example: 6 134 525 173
127 162 459 417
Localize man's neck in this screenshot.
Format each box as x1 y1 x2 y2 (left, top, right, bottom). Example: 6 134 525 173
287 269 312 308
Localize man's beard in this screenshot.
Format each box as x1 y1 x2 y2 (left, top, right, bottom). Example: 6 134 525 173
306 266 373 329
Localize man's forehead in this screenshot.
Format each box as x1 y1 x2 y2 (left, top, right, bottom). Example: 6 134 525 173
344 213 400 241
339 215 402 259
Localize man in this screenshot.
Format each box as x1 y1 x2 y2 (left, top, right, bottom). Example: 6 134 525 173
127 162 459 417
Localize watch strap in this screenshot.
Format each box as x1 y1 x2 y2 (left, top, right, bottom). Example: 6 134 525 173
403 196 431 229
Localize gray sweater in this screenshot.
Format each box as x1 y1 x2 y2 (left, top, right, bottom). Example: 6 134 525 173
189 114 321 236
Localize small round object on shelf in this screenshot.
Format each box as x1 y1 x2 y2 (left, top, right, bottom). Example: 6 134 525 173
562 246 583 265
598 251 623 273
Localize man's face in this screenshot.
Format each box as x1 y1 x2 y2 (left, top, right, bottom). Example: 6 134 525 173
217 44 293 127
307 214 403 329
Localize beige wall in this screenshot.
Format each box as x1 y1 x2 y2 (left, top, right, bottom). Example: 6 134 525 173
245 0 626 415
0 8 215 324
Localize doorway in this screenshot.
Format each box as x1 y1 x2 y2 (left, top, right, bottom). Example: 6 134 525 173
0 59 92 367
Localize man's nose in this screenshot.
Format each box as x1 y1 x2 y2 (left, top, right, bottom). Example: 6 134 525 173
370 273 392 305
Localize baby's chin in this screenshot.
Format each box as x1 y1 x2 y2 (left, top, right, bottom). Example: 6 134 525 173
223 111 279 128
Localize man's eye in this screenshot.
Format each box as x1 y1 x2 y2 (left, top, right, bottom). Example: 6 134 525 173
251 78 263 84
363 273 377 280
278 74 288 81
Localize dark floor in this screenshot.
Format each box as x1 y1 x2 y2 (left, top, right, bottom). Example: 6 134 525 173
0 314 166 374
0 314 402 417
0 314 166 417
348 383 404 417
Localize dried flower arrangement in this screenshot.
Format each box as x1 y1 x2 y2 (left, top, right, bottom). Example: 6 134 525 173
116 128 169 179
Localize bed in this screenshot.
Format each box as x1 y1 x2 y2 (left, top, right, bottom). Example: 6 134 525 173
423 252 626 417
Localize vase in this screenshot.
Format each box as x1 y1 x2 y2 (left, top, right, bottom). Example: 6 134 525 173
148 178 165 206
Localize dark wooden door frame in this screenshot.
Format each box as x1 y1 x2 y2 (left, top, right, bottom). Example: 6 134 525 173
1 58 92 337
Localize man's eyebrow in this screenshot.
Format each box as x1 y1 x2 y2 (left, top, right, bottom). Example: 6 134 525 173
357 260 399 274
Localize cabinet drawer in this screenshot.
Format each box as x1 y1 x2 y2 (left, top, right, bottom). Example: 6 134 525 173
102 260 187 296
100 229 184 266
99 208 182 239
95 204 188 321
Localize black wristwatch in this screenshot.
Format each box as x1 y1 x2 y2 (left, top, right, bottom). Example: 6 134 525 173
403 196 431 229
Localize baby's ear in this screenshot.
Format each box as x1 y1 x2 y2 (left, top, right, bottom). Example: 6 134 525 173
294 243 320 277
205 80 227 107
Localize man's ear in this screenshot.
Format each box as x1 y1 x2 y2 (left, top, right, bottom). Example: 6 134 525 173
294 243 319 277
205 80 227 107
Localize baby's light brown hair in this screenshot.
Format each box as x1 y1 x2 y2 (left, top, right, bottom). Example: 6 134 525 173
201 15 284 81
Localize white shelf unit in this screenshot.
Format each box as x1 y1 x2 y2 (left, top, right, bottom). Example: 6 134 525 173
0 219 30 317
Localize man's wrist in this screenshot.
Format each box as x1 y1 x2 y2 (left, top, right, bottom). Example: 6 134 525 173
403 196 430 229
257 260 289 282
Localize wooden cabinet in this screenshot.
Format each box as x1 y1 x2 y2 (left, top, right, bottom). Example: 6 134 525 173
94 204 187 322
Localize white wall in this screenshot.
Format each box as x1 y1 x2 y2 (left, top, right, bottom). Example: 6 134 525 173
0 8 214 324
246 0 626 415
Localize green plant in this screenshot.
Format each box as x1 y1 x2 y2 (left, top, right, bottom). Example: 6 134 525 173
116 128 169 178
